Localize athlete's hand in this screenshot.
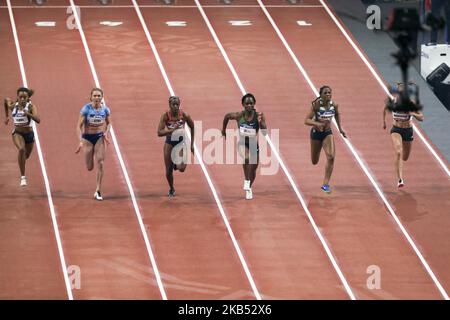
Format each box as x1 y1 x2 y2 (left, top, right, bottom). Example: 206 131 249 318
190 144 195 154
383 122 386 130
314 122 325 132
75 141 83 154
221 129 226 138
104 135 111 145
4 117 9 125
340 129 347 138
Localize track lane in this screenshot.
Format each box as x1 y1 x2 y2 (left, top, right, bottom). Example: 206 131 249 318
74 3 255 300
0 5 67 299
11 1 161 299
137 1 350 299
198 0 442 298
261 2 450 295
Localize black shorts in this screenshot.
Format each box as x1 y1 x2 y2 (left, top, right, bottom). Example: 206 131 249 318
390 126 413 142
165 134 184 147
12 130 35 144
82 132 104 146
238 138 259 164
310 128 332 142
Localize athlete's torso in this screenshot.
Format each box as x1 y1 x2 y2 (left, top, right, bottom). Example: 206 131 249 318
81 103 110 134
238 110 259 138
314 98 335 131
392 111 412 128
12 102 33 132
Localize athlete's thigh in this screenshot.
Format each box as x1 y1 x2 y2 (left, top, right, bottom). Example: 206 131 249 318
12 133 25 150
402 141 412 161
390 132 403 152
94 137 105 161
164 143 174 167
322 134 335 158
310 139 322 162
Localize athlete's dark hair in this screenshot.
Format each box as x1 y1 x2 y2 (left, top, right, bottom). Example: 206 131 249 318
312 86 332 104
169 96 180 104
319 85 331 95
90 87 104 97
17 87 34 98
241 93 256 105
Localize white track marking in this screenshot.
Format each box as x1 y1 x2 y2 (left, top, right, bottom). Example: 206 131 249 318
257 0 450 300
318 0 450 177
0 5 323 9
6 0 73 300
69 0 167 300
132 0 262 300
194 0 356 300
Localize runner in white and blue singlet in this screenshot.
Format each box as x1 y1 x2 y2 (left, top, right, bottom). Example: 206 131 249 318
383 82 423 188
4 87 40 186
76 88 111 201
305 86 346 194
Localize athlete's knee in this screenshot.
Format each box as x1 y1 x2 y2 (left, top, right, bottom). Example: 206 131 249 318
326 154 335 164
394 147 402 158
97 159 104 168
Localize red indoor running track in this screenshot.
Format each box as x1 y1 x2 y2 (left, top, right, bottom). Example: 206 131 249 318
0 0 449 300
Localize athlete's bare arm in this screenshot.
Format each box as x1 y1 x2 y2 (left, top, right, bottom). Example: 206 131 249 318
222 111 241 138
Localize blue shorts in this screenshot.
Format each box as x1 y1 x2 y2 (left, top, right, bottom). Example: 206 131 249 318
13 130 35 144
82 132 104 146
165 134 184 147
310 128 332 142
391 126 413 142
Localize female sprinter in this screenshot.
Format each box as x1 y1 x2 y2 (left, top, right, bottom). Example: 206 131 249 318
304 86 346 194
222 93 267 200
157 96 195 198
4 87 40 186
383 82 423 187
75 88 111 201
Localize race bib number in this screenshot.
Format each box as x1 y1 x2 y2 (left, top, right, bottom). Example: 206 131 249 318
240 126 257 137
13 115 28 126
88 115 105 127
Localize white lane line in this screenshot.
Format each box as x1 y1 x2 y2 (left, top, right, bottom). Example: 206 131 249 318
194 0 356 300
0 5 323 9
132 0 262 300
69 0 167 300
318 0 450 177
257 0 450 300
6 0 73 300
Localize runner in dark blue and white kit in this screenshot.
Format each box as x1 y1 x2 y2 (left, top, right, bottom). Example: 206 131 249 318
76 88 111 201
305 86 346 194
157 96 195 198
4 87 40 186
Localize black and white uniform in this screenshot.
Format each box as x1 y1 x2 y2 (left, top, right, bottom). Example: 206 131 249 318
310 99 335 142
11 102 35 144
391 111 413 142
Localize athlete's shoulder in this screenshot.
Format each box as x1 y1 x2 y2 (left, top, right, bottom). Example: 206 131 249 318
80 103 92 114
102 104 111 115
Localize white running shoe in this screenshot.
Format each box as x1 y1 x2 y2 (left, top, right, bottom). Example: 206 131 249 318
398 179 404 188
243 180 251 191
20 176 27 187
94 191 103 201
245 189 253 200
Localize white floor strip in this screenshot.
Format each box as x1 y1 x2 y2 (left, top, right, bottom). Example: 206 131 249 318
6 0 73 300
70 0 167 300
132 0 262 300
194 0 356 300
257 0 449 300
